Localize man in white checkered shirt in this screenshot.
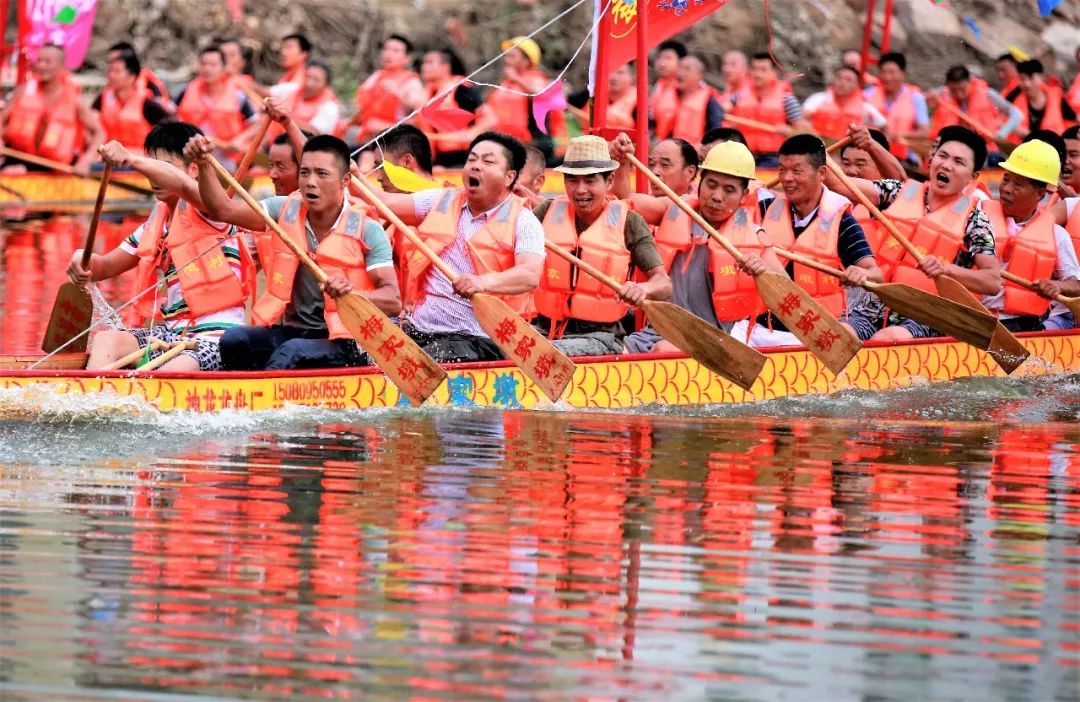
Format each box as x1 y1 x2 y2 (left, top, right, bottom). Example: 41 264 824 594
377 131 546 362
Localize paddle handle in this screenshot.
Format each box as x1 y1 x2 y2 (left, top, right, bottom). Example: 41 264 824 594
80 163 112 268
1000 269 1073 304
208 155 329 284
349 174 461 283
626 153 745 262
543 241 624 292
824 155 922 260
762 137 851 189
227 113 272 197
935 98 999 144
2 146 76 175
137 340 198 371
772 246 844 278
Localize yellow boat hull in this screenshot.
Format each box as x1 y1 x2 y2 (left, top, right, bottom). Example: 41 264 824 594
1 331 1075 413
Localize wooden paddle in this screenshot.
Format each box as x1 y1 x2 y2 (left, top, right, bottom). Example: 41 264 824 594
762 137 851 190
1001 270 1080 320
774 246 999 349
41 163 113 353
627 153 861 374
543 240 767 390
824 157 1029 373
723 114 792 136
207 156 446 406
933 100 1015 155
136 340 197 371
226 114 272 197
104 337 167 370
348 174 576 401
1 147 153 196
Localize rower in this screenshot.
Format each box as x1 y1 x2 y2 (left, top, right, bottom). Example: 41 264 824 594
65 122 251 371
188 134 401 371
174 45 260 165
653 55 722 144
1014 60 1076 138
273 33 312 98
1063 126 1079 197
107 41 172 110
982 140 1080 331
604 63 638 131
1069 47 1080 115
927 65 1024 166
698 127 769 210
514 146 547 204
649 138 699 197
741 134 882 346
829 125 1003 341
262 97 310 195
286 60 339 135
372 124 434 195
341 35 422 143
718 50 751 106
840 127 904 181
843 48 881 90
650 40 686 135
864 52 930 163
93 51 170 155
219 37 253 88
531 136 671 356
725 53 812 168
615 138 787 354
803 65 886 141
373 131 546 363
997 53 1022 101
416 48 482 168
0 44 104 175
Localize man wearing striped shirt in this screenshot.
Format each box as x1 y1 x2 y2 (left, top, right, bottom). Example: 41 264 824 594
376 132 546 362
65 122 250 371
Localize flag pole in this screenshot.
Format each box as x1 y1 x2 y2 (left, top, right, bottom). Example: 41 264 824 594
634 0 650 193
591 0 611 132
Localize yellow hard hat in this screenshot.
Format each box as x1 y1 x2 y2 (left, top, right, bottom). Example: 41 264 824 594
501 37 541 66
700 141 756 180
1001 139 1060 188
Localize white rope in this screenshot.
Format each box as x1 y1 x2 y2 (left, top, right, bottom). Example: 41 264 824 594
351 0 607 158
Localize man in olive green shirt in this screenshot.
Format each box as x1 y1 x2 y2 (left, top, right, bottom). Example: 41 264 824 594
532 136 671 356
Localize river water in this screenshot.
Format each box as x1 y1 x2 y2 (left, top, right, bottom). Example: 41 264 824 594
2 219 1079 701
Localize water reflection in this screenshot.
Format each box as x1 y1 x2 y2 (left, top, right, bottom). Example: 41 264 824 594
1 411 1077 701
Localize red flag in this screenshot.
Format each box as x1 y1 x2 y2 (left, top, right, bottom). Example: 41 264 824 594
420 92 474 132
594 0 731 80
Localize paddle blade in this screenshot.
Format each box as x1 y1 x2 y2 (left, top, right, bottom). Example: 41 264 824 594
643 300 766 391
755 271 861 375
472 293 575 401
335 292 446 405
41 283 92 353
933 274 1030 373
870 282 998 350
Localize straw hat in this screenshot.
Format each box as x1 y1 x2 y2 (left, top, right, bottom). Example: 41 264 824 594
501 37 542 67
555 136 620 175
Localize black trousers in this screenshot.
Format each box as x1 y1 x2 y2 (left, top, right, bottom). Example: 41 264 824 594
402 323 503 363
219 325 366 370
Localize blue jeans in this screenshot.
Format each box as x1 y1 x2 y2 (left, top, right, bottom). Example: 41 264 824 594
219 325 366 370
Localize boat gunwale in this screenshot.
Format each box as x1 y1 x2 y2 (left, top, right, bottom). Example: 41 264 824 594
2 328 1074 380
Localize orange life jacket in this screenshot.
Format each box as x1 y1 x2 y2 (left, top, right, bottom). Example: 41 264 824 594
653 198 768 322
982 200 1058 317
876 180 975 292
808 89 865 140
1011 84 1072 140
671 84 715 144
1001 76 1020 98
607 90 637 131
416 78 474 154
252 193 375 339
176 77 246 142
1066 199 1080 257
5 72 83 163
760 189 851 315
534 197 631 332
740 180 766 211
650 77 680 141
292 87 337 131
717 76 752 108
730 81 788 154
406 188 533 316
483 69 548 143
930 78 1005 152
867 84 924 159
354 68 420 134
133 200 249 322
852 203 883 253
139 68 170 102
98 85 152 151
1068 74 1080 114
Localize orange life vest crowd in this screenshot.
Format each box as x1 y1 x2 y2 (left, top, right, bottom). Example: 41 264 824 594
3 29 1079 374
